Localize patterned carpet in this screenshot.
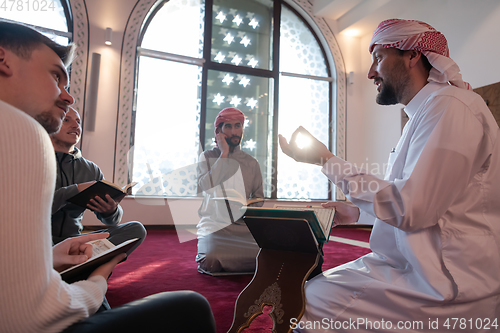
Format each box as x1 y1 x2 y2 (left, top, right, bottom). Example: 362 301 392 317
106 227 372 333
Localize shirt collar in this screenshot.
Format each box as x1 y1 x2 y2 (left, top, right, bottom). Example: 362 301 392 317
55 146 82 161
404 82 447 118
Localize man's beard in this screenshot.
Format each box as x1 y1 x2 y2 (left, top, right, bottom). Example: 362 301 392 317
376 58 410 105
51 136 77 152
35 111 63 134
376 81 399 105
225 136 241 147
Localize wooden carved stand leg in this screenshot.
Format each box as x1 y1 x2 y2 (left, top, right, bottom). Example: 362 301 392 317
228 249 319 333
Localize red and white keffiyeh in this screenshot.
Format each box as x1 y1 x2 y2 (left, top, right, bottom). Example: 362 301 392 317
214 107 245 145
369 19 472 90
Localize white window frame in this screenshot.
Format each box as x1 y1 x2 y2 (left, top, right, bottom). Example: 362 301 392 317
113 0 347 201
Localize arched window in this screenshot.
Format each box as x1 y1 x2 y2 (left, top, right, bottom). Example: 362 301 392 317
127 0 341 200
1 0 90 134
0 0 72 45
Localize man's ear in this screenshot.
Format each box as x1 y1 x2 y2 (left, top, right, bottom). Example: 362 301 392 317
0 47 14 77
408 50 422 69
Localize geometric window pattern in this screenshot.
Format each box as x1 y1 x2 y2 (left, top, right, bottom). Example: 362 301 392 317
0 0 70 45
132 0 334 199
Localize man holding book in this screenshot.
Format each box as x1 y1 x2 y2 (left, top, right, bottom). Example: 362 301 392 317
50 107 146 255
0 21 215 333
196 107 264 275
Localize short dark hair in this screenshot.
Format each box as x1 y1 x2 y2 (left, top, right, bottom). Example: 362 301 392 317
0 20 75 67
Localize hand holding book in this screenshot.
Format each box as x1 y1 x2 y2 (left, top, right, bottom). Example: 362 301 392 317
88 193 122 215
53 232 110 273
68 180 137 209
60 237 139 283
88 250 127 281
321 201 359 227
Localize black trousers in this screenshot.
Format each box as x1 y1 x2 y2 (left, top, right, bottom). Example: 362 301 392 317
62 291 216 333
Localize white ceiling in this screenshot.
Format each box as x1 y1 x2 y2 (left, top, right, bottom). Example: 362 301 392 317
312 0 417 37
311 0 493 38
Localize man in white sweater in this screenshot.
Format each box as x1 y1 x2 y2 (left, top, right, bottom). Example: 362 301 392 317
0 21 215 333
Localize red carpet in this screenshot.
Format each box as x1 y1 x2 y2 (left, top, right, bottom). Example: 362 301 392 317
107 227 371 333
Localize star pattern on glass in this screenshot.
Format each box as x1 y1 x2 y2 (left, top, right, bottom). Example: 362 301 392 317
244 119 250 128
223 33 235 45
247 57 259 68
222 74 234 85
240 35 251 47
231 54 242 66
228 9 238 16
212 93 225 105
232 14 243 26
239 76 250 87
216 11 227 23
246 97 258 109
218 28 228 36
214 52 226 63
229 95 241 107
243 139 257 151
249 18 259 29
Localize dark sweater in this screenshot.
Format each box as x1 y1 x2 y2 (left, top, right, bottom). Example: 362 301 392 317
51 147 123 243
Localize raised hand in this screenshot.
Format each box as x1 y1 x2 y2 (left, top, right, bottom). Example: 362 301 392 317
216 132 230 157
278 126 334 165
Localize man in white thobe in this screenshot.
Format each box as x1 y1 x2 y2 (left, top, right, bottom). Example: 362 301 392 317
280 19 500 333
196 107 264 275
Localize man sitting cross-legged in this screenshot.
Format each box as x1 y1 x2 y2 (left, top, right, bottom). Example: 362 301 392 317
50 106 145 256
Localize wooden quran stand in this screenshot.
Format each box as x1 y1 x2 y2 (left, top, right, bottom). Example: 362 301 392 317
228 216 321 333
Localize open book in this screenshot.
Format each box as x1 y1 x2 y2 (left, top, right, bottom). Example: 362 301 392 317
243 205 335 243
60 238 139 283
67 180 137 208
212 188 264 206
